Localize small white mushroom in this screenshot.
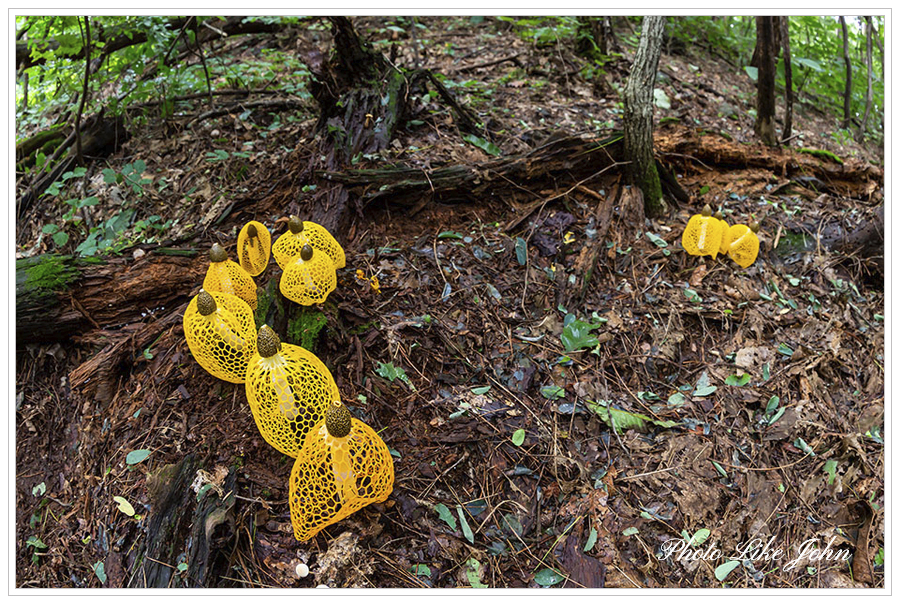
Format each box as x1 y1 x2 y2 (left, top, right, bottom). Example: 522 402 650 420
295 563 309 578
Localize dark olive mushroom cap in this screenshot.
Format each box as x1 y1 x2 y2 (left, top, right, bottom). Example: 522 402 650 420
197 289 217 316
325 400 352 438
247 223 258 238
209 243 228 263
714 210 724 220
749 221 760 233
288 215 305 234
300 244 314 262
257 325 282 358
701 204 712 217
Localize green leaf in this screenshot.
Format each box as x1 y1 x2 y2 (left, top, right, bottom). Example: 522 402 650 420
561 317 601 352
102 168 118 184
744 66 758 81
667 392 686 407
724 373 751 387
93 561 107 584
471 386 491 395
26 536 46 549
793 438 816 456
622 527 639 537
113 496 135 516
646 232 668 247
438 230 464 239
410 564 431 577
693 371 717 397
699 185 710 195
683 288 702 303
765 396 780 415
584 399 677 434
540 385 565 400
777 343 794 357
511 428 525 447
177 562 188 572
795 57 823 72
42 224 59 234
824 460 838 485
462 133 501 156
465 558 487 588
126 449 151 465
32 482 46 497
434 503 457 531
515 237 528 265
533 568 564 587
457 505 475 544
583 526 598 552
51 231 69 247
689 528 711 546
715 560 740 581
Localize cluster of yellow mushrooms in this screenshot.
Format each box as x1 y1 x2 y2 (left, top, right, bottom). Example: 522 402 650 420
182 216 394 542
681 204 760 268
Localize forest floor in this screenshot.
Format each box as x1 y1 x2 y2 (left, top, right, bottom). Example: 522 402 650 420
15 17 884 589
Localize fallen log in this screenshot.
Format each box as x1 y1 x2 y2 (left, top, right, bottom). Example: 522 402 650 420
655 125 883 198
15 253 203 346
319 132 626 207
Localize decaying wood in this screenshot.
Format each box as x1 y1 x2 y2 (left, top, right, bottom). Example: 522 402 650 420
301 17 482 236
320 132 625 208
655 125 883 197
16 253 203 345
131 456 199 587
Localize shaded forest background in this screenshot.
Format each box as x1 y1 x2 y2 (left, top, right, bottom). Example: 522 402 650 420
14 15 884 590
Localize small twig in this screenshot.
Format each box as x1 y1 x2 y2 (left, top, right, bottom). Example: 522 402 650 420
450 53 522 74
201 20 227 37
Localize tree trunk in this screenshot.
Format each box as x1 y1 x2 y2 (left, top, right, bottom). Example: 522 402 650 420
858 16 874 141
780 17 793 144
754 17 778 146
623 15 666 217
840 17 852 130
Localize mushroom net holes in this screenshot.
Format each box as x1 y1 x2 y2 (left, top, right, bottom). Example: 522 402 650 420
273 219 346 270
183 291 257 383
245 342 340 458
280 248 337 306
289 420 394 542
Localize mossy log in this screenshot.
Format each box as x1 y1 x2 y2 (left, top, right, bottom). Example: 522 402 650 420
15 253 203 345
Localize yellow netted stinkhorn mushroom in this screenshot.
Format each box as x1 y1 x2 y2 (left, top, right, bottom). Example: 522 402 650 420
237 221 271 277
727 221 761 268
288 400 394 542
280 244 337 306
183 289 257 383
203 243 258 311
272 216 346 270
681 204 726 259
714 211 731 257
245 325 340 457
